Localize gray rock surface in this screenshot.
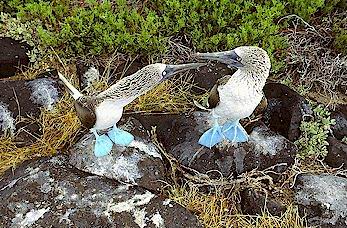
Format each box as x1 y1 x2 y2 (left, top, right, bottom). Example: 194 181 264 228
0 155 202 228
69 118 168 192
295 174 347 228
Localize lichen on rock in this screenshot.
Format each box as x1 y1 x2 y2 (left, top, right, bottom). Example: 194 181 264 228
27 78 59 111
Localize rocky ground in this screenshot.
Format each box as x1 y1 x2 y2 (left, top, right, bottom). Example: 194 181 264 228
0 37 346 227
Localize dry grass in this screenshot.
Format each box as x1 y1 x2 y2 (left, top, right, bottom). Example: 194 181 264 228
126 73 199 113
168 184 306 228
234 206 306 228
282 14 347 106
0 94 80 174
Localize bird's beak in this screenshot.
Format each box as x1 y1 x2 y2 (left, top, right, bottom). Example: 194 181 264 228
163 63 206 80
58 72 83 100
194 50 244 68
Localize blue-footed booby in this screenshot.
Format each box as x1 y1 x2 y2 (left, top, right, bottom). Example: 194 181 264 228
58 62 205 157
194 46 271 148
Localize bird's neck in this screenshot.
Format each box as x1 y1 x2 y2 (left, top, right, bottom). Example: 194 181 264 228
227 68 268 94
238 68 269 89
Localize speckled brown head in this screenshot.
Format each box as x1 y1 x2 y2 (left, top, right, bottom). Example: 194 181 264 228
74 96 97 129
195 46 271 73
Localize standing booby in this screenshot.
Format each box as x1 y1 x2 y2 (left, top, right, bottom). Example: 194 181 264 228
58 62 205 157
194 46 271 148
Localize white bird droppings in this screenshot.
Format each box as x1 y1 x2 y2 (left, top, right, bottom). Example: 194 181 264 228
151 212 165 228
296 174 347 225
112 153 142 183
250 130 284 156
130 140 162 159
59 208 76 225
0 102 15 135
133 208 147 228
109 191 155 227
162 199 173 208
83 66 100 88
109 191 155 213
12 207 50 227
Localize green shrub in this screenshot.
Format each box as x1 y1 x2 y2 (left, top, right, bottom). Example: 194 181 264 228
295 104 335 159
286 0 325 20
333 15 347 55
1 0 342 72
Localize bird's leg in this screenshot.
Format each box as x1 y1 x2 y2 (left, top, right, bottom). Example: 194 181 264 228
221 119 248 143
107 125 134 146
198 115 224 149
90 128 113 157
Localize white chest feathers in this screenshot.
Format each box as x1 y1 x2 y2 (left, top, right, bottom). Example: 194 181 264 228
94 100 124 130
213 75 263 123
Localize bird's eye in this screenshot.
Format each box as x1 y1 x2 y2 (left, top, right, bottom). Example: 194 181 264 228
162 71 167 76
236 57 242 62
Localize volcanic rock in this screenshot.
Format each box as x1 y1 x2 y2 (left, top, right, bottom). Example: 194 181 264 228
0 155 202 228
294 174 347 228
263 82 312 141
331 104 347 140
0 37 30 78
135 113 297 178
240 188 286 216
325 137 347 169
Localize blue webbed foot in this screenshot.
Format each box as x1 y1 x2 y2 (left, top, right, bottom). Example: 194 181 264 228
198 124 224 148
107 126 134 146
94 134 113 157
222 121 248 143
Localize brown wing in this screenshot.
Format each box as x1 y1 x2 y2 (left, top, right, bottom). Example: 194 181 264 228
207 75 231 109
207 83 220 109
253 95 268 116
74 97 97 129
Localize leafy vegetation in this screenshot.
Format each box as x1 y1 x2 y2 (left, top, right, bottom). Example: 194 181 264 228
295 104 335 159
333 14 347 55
1 0 343 72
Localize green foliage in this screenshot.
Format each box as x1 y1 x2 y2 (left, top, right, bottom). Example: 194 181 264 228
1 0 342 72
286 0 325 20
333 16 347 55
322 0 346 13
295 104 335 159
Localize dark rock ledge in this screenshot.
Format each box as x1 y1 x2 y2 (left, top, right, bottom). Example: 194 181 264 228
0 155 202 228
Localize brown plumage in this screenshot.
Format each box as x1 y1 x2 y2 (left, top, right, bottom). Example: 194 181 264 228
207 75 232 109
